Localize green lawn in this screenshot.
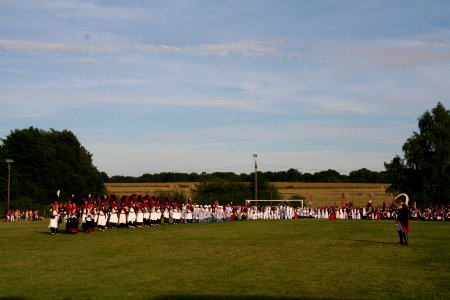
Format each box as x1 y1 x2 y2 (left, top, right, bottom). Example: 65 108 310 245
0 219 449 299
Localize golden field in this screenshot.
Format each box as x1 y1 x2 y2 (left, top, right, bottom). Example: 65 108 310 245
105 182 392 207
105 182 195 197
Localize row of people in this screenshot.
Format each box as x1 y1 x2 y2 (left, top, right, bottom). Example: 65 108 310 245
6 209 42 222
300 205 450 221
46 194 449 234
49 195 310 234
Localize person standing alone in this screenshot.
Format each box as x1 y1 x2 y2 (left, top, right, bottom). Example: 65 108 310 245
395 193 410 246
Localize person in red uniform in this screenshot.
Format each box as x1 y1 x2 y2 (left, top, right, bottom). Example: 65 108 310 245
136 200 144 227
66 203 80 234
395 193 411 246
142 197 150 227
118 199 128 228
109 199 119 228
81 199 90 231
84 202 96 233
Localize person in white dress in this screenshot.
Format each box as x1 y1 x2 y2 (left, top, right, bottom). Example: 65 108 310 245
49 201 59 235
96 203 107 231
108 201 119 228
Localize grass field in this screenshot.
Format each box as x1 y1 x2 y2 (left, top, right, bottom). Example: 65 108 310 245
1 219 449 299
105 182 392 207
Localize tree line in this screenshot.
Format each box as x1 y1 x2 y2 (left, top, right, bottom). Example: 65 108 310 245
107 168 387 184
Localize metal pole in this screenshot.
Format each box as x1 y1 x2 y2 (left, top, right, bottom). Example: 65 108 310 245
6 159 13 213
253 154 257 201
255 161 257 201
7 162 11 213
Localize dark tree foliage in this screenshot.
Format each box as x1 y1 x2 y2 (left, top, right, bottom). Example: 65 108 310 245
191 178 250 205
385 102 450 204
248 173 283 201
108 168 387 184
0 127 105 207
348 168 386 183
311 169 343 182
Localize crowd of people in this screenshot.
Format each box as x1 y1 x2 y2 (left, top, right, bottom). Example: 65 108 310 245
5 209 43 222
44 194 450 234
4 194 449 228
296 201 450 221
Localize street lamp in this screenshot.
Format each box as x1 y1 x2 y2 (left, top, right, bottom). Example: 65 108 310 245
6 159 13 213
253 154 257 201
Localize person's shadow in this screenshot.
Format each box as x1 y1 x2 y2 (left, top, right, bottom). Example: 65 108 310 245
34 230 67 235
343 239 395 245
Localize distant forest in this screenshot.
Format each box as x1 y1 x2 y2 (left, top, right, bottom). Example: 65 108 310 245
107 168 386 183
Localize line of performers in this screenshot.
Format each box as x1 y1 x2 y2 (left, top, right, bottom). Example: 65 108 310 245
49 195 303 234
50 195 189 234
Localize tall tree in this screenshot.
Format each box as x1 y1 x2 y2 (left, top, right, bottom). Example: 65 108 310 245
385 102 450 204
0 127 105 206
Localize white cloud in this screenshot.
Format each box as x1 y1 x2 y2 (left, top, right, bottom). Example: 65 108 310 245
0 37 286 59
4 32 449 67
194 41 281 58
0 38 183 54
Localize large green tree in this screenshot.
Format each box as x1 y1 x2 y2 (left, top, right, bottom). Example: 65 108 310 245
0 127 105 208
385 102 450 204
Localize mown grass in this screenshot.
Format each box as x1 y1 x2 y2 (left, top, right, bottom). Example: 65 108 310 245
0 219 449 299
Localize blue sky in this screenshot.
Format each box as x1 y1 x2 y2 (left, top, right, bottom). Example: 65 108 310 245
1 0 450 176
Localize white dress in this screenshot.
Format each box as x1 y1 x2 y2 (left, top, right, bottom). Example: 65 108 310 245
136 209 144 223
49 211 58 228
97 211 107 227
109 207 118 224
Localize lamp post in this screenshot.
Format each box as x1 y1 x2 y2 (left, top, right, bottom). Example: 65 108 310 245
253 154 257 201
6 159 13 213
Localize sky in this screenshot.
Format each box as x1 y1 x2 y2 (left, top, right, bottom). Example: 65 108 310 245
1 0 450 176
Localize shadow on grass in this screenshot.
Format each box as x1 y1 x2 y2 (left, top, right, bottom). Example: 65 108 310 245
34 230 79 235
34 231 51 235
151 296 312 300
341 239 395 245
0 296 326 300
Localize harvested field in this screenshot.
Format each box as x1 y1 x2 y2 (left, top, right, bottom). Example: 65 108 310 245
273 182 392 207
105 182 195 197
105 182 392 207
